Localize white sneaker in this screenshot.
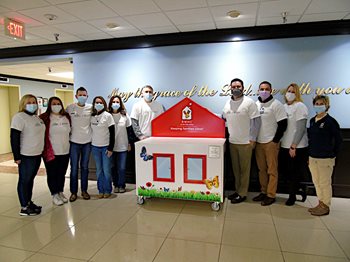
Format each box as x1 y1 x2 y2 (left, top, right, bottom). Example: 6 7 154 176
59 192 68 203
53 194 64 206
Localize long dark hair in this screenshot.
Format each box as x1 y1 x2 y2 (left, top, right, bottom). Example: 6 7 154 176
108 95 126 115
40 96 70 124
92 96 107 116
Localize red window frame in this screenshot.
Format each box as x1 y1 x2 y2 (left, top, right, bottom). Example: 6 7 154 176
153 153 175 182
183 154 207 184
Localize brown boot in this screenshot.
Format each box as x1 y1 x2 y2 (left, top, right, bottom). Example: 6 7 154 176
311 202 330 216
308 201 321 212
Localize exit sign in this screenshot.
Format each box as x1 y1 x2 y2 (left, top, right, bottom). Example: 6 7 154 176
4 18 25 40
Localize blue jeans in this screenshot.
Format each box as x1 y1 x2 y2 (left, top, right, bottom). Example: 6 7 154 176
69 142 91 194
91 145 112 194
17 155 42 207
111 151 127 188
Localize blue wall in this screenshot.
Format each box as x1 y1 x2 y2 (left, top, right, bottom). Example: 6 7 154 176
73 35 350 127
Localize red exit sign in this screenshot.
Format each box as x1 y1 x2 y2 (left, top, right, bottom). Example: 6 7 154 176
4 18 25 40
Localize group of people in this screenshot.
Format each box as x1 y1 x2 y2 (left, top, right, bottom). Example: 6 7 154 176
223 78 342 216
10 80 341 217
10 85 163 216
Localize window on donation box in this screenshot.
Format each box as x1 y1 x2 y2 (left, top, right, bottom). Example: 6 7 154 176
184 155 207 184
153 154 175 182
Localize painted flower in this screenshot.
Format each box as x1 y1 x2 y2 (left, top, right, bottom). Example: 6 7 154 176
146 182 152 187
206 191 210 195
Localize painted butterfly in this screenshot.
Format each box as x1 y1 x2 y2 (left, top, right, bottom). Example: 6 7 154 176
164 187 170 192
204 176 219 190
140 146 153 161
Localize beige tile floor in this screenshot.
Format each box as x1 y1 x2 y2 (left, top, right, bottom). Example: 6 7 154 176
0 172 349 262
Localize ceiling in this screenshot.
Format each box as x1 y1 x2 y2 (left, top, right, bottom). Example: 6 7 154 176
0 0 350 83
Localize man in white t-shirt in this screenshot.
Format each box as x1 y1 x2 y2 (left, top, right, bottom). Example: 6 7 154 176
130 85 165 140
223 78 261 204
66 87 92 202
253 81 287 206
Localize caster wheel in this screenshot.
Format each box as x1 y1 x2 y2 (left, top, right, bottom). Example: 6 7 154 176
211 202 220 211
137 196 145 205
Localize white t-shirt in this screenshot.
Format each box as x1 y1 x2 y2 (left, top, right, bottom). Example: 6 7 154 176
130 99 164 137
256 98 287 143
281 102 309 149
91 111 115 147
112 113 131 152
49 114 71 155
11 112 45 156
222 96 260 144
66 103 92 144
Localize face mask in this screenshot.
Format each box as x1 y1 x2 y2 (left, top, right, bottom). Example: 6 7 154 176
314 105 326 115
94 103 104 111
231 88 243 97
26 104 37 113
51 105 62 113
259 90 271 101
285 92 296 102
111 103 120 110
77 95 87 105
144 93 153 102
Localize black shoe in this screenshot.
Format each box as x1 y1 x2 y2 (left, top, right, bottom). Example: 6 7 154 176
298 188 307 202
285 196 296 206
228 192 239 200
19 206 39 216
28 201 42 214
69 193 77 202
261 197 275 206
253 193 266 202
230 195 247 204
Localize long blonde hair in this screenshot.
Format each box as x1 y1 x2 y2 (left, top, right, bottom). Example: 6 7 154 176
284 83 303 103
18 94 38 113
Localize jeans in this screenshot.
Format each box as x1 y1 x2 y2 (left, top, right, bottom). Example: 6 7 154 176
69 142 91 194
44 154 70 195
91 145 112 194
111 151 127 188
17 155 42 207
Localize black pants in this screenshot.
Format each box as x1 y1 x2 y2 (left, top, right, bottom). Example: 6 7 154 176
279 147 309 197
44 154 70 195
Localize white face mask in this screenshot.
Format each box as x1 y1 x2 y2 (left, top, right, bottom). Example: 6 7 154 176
285 92 296 102
51 105 62 113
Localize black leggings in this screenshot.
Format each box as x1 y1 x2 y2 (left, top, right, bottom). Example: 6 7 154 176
44 154 69 195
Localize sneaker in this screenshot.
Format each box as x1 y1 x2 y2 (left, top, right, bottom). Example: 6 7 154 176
81 191 90 200
53 194 64 206
261 196 275 206
253 193 266 202
311 203 330 216
230 195 246 204
227 192 239 200
104 193 112 198
69 193 77 202
19 206 39 216
119 188 126 193
98 193 104 199
114 187 119 193
28 201 42 214
59 192 68 203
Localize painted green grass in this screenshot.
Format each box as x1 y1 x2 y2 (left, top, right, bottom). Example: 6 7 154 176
138 188 221 202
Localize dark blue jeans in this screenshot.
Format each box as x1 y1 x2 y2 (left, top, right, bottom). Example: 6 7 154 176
69 142 91 194
91 145 112 194
111 151 127 188
17 155 42 207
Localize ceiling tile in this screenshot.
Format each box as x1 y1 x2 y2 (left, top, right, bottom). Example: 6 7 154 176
58 0 118 20
0 6 11 13
216 18 255 28
107 28 145 38
87 17 135 31
177 22 216 32
74 31 114 40
46 0 90 4
27 25 80 41
53 21 102 34
166 7 213 25
211 2 258 21
0 11 44 27
153 0 207 11
0 0 50 11
19 6 80 25
100 0 161 16
257 15 300 25
125 13 173 28
306 0 350 14
142 25 179 35
259 0 310 17
300 12 349 22
208 0 259 6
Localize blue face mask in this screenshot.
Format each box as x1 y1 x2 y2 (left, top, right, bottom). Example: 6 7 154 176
144 93 153 102
94 103 104 111
314 105 326 115
111 103 120 110
26 104 37 113
77 95 87 105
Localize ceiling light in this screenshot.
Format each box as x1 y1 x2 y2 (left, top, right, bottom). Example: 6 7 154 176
106 22 119 29
47 71 74 79
44 14 58 21
227 10 240 19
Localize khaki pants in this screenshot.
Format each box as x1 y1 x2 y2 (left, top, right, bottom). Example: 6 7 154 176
309 157 335 206
255 141 279 198
229 143 253 197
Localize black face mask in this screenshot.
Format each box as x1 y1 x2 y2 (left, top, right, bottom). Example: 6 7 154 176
231 88 243 97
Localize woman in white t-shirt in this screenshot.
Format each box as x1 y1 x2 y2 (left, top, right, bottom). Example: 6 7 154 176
91 96 115 198
10 94 45 216
280 83 309 206
40 97 71 206
108 95 132 193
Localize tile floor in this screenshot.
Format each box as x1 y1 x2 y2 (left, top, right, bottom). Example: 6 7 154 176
0 172 349 262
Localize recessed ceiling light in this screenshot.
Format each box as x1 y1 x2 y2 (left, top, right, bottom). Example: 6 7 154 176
47 71 74 79
44 14 58 21
106 22 119 29
227 10 240 19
